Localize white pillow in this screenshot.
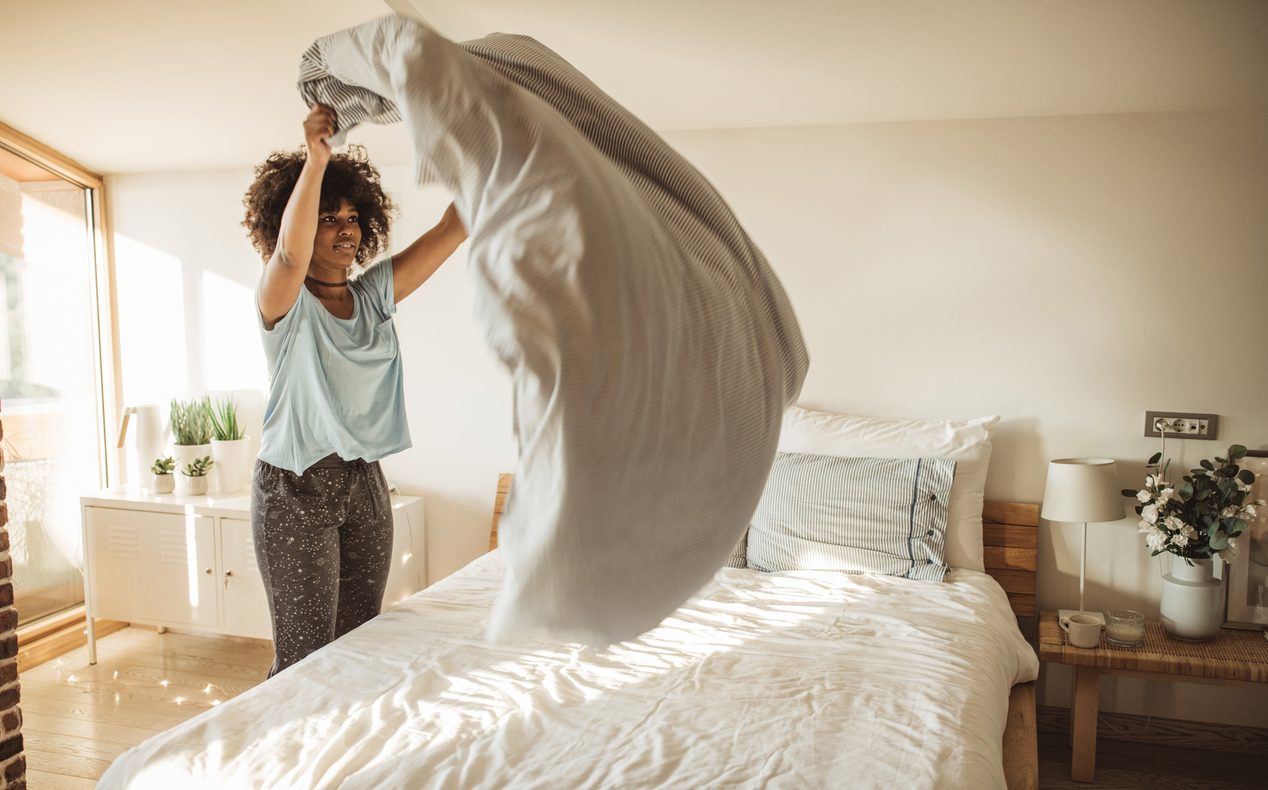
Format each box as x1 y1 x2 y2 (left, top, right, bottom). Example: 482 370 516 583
778 406 998 571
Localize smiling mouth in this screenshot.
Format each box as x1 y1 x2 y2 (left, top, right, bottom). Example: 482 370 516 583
334 242 357 252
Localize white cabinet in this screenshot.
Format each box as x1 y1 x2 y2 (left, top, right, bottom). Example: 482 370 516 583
81 489 426 663
219 518 272 639
85 509 220 629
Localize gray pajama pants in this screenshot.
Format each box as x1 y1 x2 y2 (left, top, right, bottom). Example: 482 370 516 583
250 454 393 677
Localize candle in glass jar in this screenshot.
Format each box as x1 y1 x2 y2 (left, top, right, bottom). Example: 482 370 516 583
1105 609 1145 647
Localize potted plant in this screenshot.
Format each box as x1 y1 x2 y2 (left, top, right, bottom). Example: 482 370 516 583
150 456 176 494
181 455 215 496
1124 444 1264 640
209 396 250 493
170 398 213 494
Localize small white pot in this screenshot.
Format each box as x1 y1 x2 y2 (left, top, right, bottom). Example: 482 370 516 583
1159 555 1224 641
211 436 251 494
151 473 175 494
183 474 208 496
172 443 213 495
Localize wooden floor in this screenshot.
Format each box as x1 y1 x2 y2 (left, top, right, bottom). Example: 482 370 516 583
1037 733 1264 789
19 626 273 789
15 627 1264 788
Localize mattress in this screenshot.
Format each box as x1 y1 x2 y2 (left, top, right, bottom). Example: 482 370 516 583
99 551 1038 789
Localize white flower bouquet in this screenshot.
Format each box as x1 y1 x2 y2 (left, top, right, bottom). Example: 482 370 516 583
1123 444 1265 563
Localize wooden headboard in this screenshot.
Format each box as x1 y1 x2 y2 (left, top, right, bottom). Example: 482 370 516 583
982 502 1039 619
487 475 1039 621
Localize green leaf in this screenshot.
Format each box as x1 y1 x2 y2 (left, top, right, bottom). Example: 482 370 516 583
1148 451 1162 465
1121 488 1138 498
1200 459 1214 471
1230 444 1248 459
1180 482 1194 499
1238 469 1256 485
1210 531 1229 550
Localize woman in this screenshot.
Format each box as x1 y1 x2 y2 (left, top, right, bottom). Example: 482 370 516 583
242 103 466 676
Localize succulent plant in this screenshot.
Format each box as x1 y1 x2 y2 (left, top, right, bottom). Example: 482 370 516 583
151 456 175 475
182 456 215 477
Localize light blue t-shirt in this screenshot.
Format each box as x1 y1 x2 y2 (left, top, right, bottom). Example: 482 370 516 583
257 258 411 475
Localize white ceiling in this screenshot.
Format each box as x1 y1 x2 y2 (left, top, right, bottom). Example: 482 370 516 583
2 0 1265 174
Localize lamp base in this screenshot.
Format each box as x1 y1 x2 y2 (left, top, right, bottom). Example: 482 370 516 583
1058 608 1104 625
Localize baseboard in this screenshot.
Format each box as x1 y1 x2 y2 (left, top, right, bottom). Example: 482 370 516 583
16 614 127 672
1037 704 1268 755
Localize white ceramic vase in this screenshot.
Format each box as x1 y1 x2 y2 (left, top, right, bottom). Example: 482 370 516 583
211 436 251 494
184 474 208 496
151 473 174 494
172 443 213 495
1159 555 1224 641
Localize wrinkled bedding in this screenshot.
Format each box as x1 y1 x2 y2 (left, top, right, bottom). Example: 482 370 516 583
100 551 1039 789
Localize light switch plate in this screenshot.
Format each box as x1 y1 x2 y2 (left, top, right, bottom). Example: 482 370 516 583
1144 411 1219 440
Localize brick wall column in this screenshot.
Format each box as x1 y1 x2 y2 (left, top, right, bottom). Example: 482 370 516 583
0 405 26 788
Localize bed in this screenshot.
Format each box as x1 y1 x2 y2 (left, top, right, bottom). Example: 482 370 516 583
98 473 1040 789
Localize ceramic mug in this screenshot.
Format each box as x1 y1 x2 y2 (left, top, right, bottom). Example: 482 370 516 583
1059 613 1102 648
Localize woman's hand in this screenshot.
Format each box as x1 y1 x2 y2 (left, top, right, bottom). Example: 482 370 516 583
303 103 337 167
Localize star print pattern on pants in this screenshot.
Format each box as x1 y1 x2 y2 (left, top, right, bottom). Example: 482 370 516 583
250 454 394 677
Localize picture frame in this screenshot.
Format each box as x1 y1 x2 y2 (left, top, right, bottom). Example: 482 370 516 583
1224 450 1268 630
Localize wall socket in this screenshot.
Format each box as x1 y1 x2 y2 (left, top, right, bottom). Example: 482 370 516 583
1144 411 1219 440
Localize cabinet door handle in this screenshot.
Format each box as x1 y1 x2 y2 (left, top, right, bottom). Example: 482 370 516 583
224 570 233 589
204 568 212 575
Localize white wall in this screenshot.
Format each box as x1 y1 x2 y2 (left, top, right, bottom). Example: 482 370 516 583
662 110 1268 726
106 108 1268 726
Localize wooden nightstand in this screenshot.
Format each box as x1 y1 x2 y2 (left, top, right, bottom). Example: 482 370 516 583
1038 610 1268 782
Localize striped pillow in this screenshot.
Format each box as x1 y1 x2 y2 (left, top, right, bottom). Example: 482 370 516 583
746 452 956 580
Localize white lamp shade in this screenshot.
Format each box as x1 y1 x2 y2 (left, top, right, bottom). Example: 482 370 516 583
1040 458 1125 524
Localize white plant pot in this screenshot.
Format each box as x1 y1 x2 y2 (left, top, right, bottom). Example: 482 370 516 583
172 443 213 495
183 475 208 496
151 473 175 494
211 437 251 494
1159 555 1224 641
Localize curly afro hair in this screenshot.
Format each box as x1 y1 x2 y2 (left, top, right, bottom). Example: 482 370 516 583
242 144 396 267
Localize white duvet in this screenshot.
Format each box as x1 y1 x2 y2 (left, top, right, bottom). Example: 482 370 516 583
100 552 1038 789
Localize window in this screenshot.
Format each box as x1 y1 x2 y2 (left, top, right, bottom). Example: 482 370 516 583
0 126 115 626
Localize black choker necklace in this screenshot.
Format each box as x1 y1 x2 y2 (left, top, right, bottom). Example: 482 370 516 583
305 275 348 288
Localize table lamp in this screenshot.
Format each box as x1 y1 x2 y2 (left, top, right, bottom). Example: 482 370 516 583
1041 458 1125 625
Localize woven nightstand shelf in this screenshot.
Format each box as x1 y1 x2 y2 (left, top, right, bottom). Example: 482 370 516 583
1038 611 1268 782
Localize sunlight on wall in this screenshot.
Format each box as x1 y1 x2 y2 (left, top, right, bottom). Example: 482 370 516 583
115 234 187 406
201 270 266 392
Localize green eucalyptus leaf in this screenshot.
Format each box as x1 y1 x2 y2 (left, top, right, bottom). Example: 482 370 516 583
1238 469 1256 485
1148 451 1162 465
1200 459 1214 470
1230 444 1247 459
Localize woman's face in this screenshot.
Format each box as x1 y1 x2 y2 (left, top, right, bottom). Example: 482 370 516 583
311 199 362 271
